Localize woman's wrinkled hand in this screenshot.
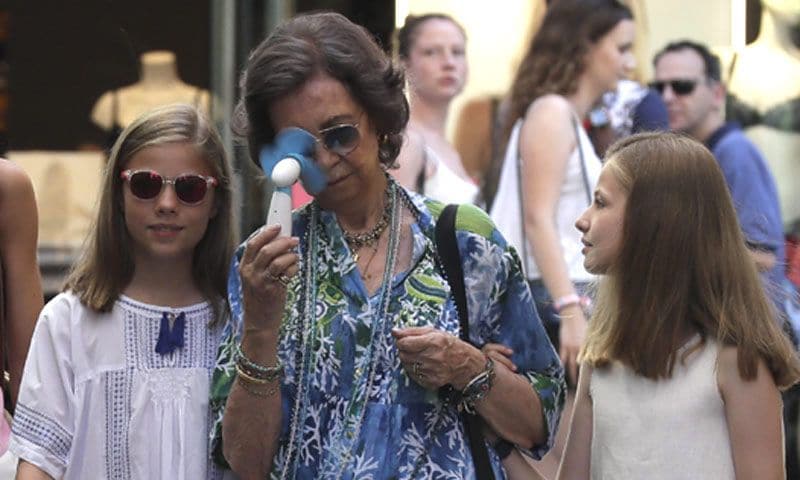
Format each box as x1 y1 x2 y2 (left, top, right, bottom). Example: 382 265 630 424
392 326 485 391
239 224 300 332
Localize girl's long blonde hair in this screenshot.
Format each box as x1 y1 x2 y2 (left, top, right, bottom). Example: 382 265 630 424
64 104 236 324
581 132 800 389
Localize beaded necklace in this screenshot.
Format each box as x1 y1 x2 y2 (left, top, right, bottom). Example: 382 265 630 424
281 180 402 480
341 186 391 251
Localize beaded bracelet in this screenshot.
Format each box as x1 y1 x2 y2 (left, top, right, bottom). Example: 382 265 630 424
235 343 283 382
460 357 495 414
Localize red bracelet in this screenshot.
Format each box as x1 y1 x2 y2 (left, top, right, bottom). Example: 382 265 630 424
553 294 591 313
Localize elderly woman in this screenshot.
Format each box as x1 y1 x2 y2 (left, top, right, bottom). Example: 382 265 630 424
210 12 564 479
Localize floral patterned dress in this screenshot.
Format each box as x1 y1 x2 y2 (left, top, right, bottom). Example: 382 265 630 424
209 190 565 479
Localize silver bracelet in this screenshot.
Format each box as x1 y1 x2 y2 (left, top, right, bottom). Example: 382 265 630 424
460 357 495 414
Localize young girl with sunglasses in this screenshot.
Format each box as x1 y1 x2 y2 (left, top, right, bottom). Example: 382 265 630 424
558 132 800 479
9 104 235 480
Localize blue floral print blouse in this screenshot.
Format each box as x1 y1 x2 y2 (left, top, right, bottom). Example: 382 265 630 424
209 191 565 479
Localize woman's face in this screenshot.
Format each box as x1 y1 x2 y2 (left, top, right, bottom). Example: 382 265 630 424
583 19 636 94
268 73 383 208
575 164 628 275
404 18 468 103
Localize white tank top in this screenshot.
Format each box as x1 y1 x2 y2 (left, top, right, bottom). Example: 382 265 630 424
589 338 735 479
421 146 479 205
489 112 600 281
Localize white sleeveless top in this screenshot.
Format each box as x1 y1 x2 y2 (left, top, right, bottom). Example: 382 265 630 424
422 146 479 205
489 112 600 281
589 338 735 479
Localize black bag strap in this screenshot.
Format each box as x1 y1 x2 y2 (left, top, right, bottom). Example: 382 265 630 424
435 204 469 336
434 204 496 480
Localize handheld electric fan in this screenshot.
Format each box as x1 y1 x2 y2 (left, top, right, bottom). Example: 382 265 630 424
260 128 326 237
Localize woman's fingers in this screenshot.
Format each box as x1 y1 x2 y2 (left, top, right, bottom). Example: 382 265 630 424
560 345 579 386
393 328 439 353
243 225 298 267
399 356 434 389
559 308 587 386
396 336 451 388
241 224 282 264
486 351 517 372
482 343 517 372
263 251 300 281
240 227 300 289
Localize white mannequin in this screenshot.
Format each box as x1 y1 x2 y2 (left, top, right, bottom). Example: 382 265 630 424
91 50 210 131
725 0 800 228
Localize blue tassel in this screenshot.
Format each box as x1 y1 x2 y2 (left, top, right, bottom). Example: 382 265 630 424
155 312 186 355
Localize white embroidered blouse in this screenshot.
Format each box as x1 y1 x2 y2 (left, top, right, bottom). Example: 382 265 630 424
9 292 227 480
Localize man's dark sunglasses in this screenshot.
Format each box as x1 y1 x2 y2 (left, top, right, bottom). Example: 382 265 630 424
649 79 698 96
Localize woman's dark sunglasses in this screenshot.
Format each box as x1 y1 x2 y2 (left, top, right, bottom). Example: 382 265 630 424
649 79 698 96
316 122 361 156
121 169 218 205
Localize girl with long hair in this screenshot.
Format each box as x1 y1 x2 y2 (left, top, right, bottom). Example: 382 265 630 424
560 132 800 478
10 104 236 479
392 13 479 205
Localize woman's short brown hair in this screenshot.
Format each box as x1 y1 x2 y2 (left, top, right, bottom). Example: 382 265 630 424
234 12 409 169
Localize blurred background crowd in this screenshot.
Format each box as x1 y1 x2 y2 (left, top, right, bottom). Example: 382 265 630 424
3 0 799 300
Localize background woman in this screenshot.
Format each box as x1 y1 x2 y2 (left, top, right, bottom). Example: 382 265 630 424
211 12 564 479
391 13 479 205
489 0 635 475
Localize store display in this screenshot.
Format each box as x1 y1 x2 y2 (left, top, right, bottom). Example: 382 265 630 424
90 50 211 147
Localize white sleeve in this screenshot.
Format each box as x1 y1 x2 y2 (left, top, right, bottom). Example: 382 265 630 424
8 294 76 479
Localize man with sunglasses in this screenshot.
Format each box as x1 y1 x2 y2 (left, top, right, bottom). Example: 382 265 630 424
653 40 787 319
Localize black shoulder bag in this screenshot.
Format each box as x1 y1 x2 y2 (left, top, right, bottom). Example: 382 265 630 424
435 204 496 480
